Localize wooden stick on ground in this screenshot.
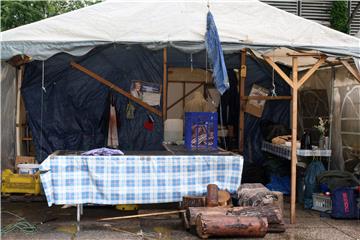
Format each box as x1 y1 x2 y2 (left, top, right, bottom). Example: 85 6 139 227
99 210 185 221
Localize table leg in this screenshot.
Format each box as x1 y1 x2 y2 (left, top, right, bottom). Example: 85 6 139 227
77 204 80 222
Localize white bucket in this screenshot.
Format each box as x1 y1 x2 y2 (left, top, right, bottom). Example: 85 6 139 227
17 164 40 174
164 119 183 142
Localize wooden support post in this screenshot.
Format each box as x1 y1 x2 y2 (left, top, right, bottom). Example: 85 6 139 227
239 49 246 153
340 60 360 84
163 48 168 120
183 82 186 109
70 61 162 117
290 56 298 224
16 65 25 157
261 52 327 224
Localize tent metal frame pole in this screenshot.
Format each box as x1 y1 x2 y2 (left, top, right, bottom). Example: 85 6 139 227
328 66 335 170
163 48 168 120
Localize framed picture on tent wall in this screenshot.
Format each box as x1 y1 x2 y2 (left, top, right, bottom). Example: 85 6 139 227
130 80 161 106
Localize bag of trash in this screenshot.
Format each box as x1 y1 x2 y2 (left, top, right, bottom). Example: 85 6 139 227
304 161 325 209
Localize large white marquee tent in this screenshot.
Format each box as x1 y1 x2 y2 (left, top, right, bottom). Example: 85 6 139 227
1 0 360 224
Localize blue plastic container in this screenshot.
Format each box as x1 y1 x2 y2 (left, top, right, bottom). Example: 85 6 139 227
184 112 218 150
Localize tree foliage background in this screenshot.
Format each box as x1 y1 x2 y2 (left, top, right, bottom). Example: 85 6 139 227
1 0 101 31
330 0 349 33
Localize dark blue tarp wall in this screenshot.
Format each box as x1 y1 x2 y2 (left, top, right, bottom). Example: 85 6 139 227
22 45 164 162
22 44 290 163
242 59 291 165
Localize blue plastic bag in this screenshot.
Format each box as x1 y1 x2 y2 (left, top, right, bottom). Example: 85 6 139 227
304 161 326 209
266 175 291 195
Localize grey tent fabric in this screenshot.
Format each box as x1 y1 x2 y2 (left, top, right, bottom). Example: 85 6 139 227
1 62 17 170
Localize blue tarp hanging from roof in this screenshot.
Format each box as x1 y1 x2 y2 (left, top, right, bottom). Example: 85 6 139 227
205 11 229 95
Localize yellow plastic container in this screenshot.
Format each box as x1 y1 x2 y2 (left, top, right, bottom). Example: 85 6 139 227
116 204 139 211
1 169 41 195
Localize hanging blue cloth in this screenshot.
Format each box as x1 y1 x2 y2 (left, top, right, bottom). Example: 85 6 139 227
205 11 229 95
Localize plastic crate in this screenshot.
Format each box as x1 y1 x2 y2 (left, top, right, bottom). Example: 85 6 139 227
312 193 332 212
185 112 217 150
16 156 35 165
1 169 41 195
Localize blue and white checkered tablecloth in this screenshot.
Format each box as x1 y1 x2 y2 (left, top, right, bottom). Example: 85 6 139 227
261 141 331 160
39 153 243 206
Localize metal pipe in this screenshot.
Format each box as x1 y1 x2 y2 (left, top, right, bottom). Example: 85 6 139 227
77 204 80 222
328 66 335 170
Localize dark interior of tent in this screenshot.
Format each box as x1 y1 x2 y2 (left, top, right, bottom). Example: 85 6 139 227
22 44 290 174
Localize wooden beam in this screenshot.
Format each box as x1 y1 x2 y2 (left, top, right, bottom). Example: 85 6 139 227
262 56 294 88
70 61 162 117
297 57 326 87
241 96 292 101
182 82 186 109
286 53 326 57
167 83 204 111
167 67 212 83
8 54 31 67
290 56 298 224
340 60 360 84
239 49 247 153
16 65 25 156
168 80 204 83
297 50 336 65
163 48 168 119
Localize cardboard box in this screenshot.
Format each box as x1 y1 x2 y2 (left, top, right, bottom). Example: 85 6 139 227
245 84 269 118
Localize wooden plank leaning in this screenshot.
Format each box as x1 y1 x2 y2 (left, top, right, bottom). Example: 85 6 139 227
70 61 162 117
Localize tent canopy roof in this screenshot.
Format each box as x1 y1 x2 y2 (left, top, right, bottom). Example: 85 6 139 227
1 0 360 60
